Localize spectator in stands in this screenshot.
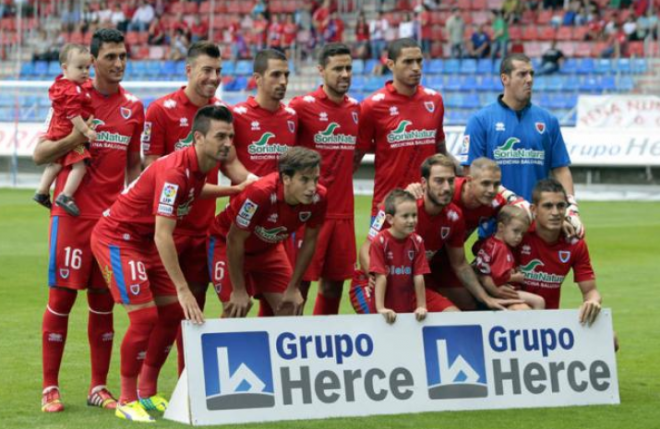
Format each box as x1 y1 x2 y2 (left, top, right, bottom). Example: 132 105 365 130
369 11 389 60
252 0 267 19
600 23 627 57
268 13 283 49
586 10 606 40
604 12 619 36
563 2 579 26
81 3 99 33
491 10 509 59
398 13 416 39
502 0 522 22
575 5 589 26
190 15 208 42
97 1 112 26
536 40 565 75
313 0 332 41
446 8 465 58
324 10 345 43
281 14 298 57
543 0 563 9
622 14 638 39
128 0 155 32
110 3 127 32
468 24 491 58
31 29 59 62
171 12 191 41
169 28 189 61
147 16 166 45
418 5 433 57
637 8 659 40
355 12 370 59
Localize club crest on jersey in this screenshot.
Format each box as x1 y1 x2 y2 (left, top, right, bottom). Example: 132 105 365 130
424 101 435 113
288 120 295 133
130 284 140 295
408 250 415 261
352 112 358 124
59 269 70 279
441 227 450 239
535 122 546 134
120 107 132 119
299 211 311 222
559 251 571 263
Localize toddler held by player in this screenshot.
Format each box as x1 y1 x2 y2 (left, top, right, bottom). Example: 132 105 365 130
369 189 429 324
474 205 545 309
34 44 96 216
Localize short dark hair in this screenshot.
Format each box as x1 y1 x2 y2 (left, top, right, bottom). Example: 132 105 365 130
187 41 221 63
420 154 455 180
90 28 124 58
532 178 567 205
497 205 530 227
318 43 352 67
500 53 531 76
384 188 416 216
192 105 233 137
254 49 287 75
278 147 322 179
59 43 88 65
387 38 420 61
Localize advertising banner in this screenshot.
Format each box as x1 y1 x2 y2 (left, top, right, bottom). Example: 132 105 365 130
577 95 660 128
165 310 618 426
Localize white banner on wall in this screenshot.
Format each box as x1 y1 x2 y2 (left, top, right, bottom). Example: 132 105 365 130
577 95 660 129
165 310 618 426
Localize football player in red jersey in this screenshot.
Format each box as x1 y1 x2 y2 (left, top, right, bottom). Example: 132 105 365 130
208 147 327 318
33 28 143 414
289 43 360 315
517 178 601 323
231 49 298 178
354 38 451 218
91 105 235 422
142 41 253 374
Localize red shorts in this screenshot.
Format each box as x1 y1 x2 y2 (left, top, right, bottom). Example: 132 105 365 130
349 269 373 314
91 223 176 305
47 215 106 291
303 218 356 282
207 236 292 303
58 144 91 167
174 232 209 285
425 287 457 312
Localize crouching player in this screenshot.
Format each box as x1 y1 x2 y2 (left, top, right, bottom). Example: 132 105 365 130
208 147 327 318
369 189 429 324
91 105 234 422
474 205 545 310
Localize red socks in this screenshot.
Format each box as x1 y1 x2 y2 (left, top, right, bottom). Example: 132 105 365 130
119 306 158 404
87 291 114 391
42 288 77 389
138 303 184 398
313 293 342 315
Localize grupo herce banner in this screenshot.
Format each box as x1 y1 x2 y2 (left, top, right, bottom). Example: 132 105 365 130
164 310 618 426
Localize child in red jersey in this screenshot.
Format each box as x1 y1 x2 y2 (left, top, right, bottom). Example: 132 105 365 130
34 44 97 216
370 189 429 324
474 205 545 310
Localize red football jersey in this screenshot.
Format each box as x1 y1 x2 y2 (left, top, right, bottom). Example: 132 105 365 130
358 81 445 215
142 87 224 235
98 146 207 243
369 229 430 313
52 82 143 219
45 75 95 141
452 177 507 238
474 236 516 287
210 173 327 254
231 97 298 178
289 87 360 219
515 227 596 310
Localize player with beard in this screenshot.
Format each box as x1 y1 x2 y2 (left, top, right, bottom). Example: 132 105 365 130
288 43 360 315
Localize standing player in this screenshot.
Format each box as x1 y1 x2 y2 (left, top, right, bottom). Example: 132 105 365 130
355 37 448 218
208 147 327 318
142 42 252 373
288 43 360 315
32 29 144 413
231 49 298 178
460 53 582 238
517 178 601 324
91 105 234 422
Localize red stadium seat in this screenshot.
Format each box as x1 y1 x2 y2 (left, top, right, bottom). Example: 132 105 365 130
523 42 542 57
591 42 608 57
472 0 487 10
520 9 536 25
557 41 575 57
270 0 284 13
508 26 522 41
457 0 471 10
487 0 503 8
574 26 589 41
538 26 556 41
184 2 199 14
200 1 212 14
461 11 473 25
70 31 84 44
574 42 593 57
537 10 553 25
626 42 645 58
227 1 241 14
169 2 184 14
472 11 490 25
556 26 573 41
522 25 538 41
124 31 139 46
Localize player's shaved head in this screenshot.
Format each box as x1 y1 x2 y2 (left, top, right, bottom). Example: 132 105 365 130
319 43 352 67
384 189 416 216
254 49 287 75
469 157 500 178
532 178 567 205
388 38 420 62
192 105 233 137
187 41 221 64
279 147 321 179
497 205 530 228
421 154 455 180
59 43 89 65
90 28 124 58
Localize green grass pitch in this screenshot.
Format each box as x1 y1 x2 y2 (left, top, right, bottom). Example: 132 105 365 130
1 189 659 428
